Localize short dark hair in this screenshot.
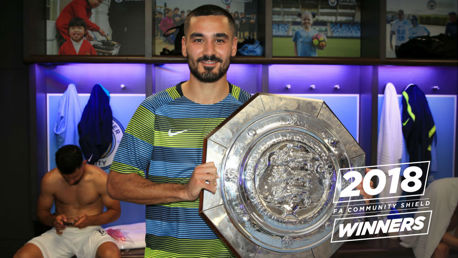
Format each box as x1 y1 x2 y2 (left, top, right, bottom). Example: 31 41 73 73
184 4 236 36
55 145 83 175
68 17 87 30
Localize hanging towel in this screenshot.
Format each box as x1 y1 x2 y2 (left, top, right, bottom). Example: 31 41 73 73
401 84 436 193
377 82 403 201
78 84 113 164
54 83 82 148
400 177 458 258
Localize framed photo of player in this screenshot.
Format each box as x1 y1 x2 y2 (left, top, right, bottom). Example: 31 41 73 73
386 0 457 59
272 0 361 57
154 0 261 56
46 0 145 56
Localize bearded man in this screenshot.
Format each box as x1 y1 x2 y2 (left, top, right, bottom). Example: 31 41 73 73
107 4 251 257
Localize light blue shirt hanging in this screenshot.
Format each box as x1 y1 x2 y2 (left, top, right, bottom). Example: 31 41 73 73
54 83 82 148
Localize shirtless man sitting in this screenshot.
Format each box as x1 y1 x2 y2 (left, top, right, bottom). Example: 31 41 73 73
14 145 121 258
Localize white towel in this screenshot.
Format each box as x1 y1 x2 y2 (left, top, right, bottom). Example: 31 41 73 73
400 178 458 258
54 83 82 148
377 82 403 202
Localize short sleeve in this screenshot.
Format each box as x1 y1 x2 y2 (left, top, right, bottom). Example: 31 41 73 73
110 99 156 178
292 30 299 42
391 21 397 33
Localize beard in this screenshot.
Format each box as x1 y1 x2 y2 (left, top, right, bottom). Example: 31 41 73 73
188 54 230 83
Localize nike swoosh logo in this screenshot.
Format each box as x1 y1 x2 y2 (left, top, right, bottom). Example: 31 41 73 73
403 118 410 126
168 129 188 137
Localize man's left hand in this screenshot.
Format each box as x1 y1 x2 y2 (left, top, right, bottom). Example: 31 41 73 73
73 214 92 228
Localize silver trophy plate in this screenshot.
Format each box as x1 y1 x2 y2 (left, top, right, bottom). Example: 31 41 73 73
201 93 365 257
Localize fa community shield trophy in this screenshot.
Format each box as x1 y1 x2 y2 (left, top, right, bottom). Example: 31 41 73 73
201 93 365 257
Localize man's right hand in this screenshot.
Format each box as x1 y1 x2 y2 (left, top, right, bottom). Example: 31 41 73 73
53 214 69 234
184 162 219 201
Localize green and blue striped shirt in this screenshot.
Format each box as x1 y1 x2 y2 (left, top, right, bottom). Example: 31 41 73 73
111 82 251 257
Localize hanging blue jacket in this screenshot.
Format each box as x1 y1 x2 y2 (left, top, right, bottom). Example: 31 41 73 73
402 84 436 162
401 84 436 192
78 84 113 164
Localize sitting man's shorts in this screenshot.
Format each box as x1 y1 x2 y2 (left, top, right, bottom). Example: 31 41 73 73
28 226 116 258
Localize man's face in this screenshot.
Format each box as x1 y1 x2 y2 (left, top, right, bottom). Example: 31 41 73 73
61 166 84 186
88 0 103 8
69 26 85 42
182 15 237 83
398 11 404 20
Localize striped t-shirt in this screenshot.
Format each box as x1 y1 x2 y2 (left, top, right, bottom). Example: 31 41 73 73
111 82 251 257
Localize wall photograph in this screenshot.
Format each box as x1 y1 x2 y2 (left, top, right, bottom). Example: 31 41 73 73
272 0 361 57
155 0 260 56
386 0 457 59
46 0 145 56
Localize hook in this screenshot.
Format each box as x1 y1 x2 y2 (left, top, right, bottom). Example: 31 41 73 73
285 84 291 90
334 84 340 90
432 85 440 91
309 84 316 90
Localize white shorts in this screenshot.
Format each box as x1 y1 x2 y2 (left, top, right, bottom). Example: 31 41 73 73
28 226 116 258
